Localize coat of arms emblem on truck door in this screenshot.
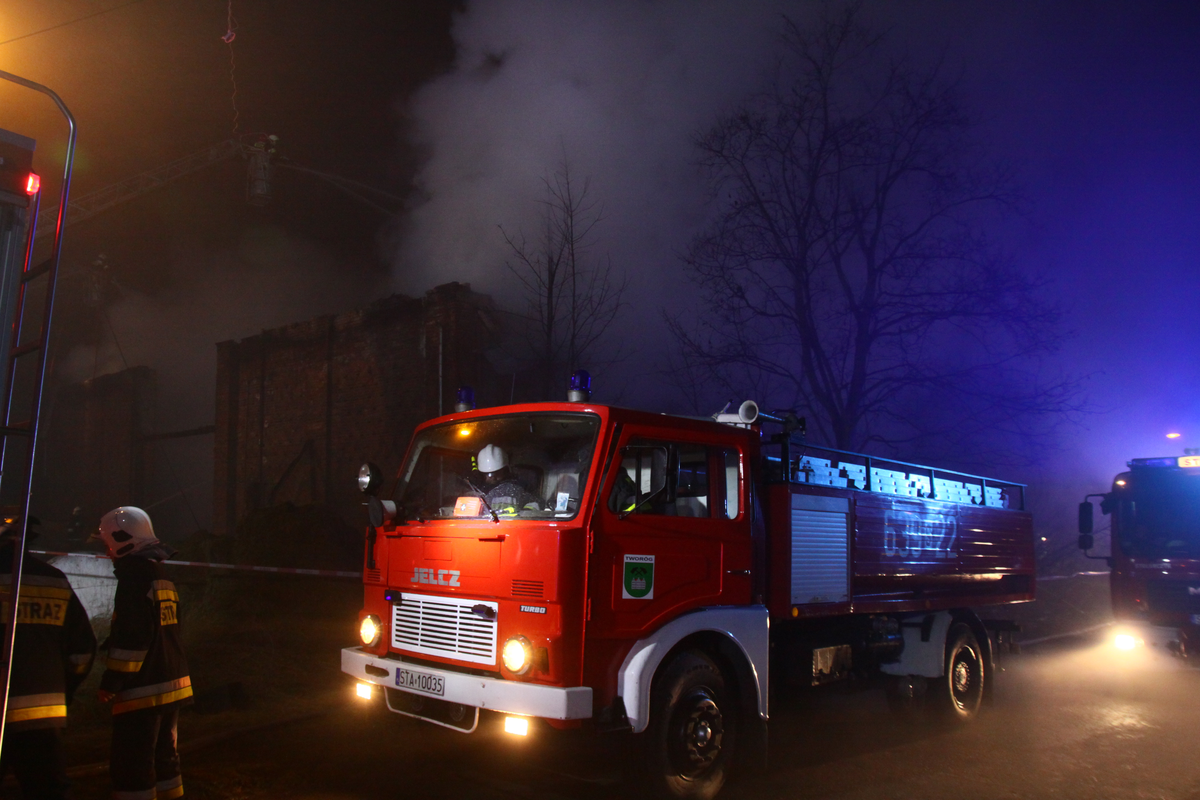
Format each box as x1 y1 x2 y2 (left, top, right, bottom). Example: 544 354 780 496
623 554 655 599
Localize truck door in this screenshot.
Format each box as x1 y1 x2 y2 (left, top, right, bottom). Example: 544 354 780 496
587 428 752 640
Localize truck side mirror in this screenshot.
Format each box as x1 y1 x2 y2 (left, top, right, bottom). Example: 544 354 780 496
368 497 397 528
1078 501 1094 534
1078 533 1094 551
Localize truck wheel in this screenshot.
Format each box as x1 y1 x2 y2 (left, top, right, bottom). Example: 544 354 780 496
646 651 737 800
933 623 985 722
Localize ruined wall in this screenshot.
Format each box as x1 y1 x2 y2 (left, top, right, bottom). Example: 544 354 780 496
35 366 156 538
212 282 503 538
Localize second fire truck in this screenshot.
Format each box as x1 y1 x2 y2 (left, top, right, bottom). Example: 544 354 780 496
1079 454 1200 657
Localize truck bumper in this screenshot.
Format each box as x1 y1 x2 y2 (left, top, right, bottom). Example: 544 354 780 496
341 647 593 720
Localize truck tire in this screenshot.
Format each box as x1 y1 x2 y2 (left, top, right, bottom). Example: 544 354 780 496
646 650 737 800
932 623 985 722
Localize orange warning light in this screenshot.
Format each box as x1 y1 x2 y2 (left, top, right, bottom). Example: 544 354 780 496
25 173 40 195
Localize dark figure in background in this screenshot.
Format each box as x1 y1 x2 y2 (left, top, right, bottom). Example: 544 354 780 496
91 507 192 800
64 507 86 545
477 444 541 515
0 515 96 800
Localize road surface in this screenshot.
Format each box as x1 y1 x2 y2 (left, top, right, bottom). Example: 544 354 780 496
61 632 1200 800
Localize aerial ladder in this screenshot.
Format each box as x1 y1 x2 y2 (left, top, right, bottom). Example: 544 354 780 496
0 68 77 754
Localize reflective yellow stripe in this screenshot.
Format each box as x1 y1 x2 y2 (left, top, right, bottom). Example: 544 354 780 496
7 704 67 723
160 786 184 799
0 573 72 590
112 684 193 715
113 789 157 800
0 585 72 600
107 657 144 673
157 776 183 791
150 580 179 602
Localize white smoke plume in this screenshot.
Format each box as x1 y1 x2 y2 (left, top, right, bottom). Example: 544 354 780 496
391 0 802 368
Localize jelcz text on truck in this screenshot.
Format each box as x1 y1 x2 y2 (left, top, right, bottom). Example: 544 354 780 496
343 381 1034 798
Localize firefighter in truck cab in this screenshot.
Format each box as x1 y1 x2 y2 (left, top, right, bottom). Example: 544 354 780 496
345 375 1033 799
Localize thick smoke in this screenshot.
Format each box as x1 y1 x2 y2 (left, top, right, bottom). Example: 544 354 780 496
59 225 381 429
50 225 381 534
392 0 799 400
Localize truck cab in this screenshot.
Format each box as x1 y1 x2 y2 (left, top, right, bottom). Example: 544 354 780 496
344 402 758 730
1079 455 1200 656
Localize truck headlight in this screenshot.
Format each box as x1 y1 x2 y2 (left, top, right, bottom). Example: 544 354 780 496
359 614 382 647
1114 630 1143 651
502 636 533 675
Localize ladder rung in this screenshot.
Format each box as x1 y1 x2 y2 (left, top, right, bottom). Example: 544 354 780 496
21 258 52 284
10 341 40 359
0 424 33 437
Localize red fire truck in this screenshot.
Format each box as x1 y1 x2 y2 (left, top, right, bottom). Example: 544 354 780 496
1078 454 1200 657
343 377 1034 797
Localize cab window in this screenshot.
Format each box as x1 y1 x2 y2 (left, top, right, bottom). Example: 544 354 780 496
714 447 741 519
608 440 741 519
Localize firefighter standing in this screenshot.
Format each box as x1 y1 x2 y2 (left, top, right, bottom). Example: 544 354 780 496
0 516 96 800
92 507 191 800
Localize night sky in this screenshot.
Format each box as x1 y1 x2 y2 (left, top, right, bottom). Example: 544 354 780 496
1 1 1198 546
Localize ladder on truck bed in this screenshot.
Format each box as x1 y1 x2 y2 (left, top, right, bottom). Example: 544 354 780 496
0 70 77 755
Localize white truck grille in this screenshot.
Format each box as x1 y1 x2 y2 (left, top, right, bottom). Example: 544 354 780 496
391 592 498 666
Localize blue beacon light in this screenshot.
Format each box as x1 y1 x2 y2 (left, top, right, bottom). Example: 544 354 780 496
568 370 592 402
454 386 475 413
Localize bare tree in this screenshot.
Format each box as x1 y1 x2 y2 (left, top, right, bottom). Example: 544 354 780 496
670 7 1081 462
501 161 627 399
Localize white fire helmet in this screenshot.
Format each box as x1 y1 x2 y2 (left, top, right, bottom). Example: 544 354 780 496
477 444 508 476
93 506 159 558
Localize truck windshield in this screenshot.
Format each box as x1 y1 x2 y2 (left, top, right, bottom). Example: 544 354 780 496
395 413 600 521
1117 469 1200 558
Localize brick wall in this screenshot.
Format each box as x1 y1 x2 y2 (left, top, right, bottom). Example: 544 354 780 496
213 282 504 538
34 366 156 536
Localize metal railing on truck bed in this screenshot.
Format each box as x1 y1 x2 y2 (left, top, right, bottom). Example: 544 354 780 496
762 439 1026 511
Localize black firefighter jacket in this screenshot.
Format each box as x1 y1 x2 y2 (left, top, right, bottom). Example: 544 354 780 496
100 549 192 715
0 547 97 730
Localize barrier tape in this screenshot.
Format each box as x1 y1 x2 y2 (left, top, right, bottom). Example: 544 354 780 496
31 550 1110 585
30 550 362 579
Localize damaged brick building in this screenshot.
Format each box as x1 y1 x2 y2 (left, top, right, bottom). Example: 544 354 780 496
212 282 507 540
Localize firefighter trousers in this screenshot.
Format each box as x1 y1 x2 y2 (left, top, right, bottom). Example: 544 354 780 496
109 707 182 800
0 727 70 800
